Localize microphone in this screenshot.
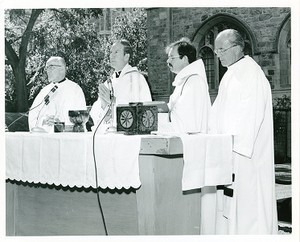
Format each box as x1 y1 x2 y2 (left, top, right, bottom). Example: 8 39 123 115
44 85 58 105
106 79 114 101
7 85 59 131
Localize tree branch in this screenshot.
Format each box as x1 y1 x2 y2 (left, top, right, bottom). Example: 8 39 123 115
27 64 44 86
5 38 19 69
19 9 44 65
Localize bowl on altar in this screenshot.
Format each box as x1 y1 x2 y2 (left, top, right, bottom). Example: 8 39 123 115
68 110 89 132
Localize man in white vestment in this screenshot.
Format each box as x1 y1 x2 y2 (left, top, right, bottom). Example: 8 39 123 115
165 37 211 133
28 56 86 133
203 29 278 234
90 39 152 130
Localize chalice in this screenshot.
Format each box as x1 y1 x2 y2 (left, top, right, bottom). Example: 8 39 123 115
68 110 89 132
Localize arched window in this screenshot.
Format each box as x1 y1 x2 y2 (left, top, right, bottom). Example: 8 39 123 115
199 46 215 90
278 17 291 88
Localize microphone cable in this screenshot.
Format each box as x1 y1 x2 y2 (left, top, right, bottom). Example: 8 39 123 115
91 97 114 236
33 85 58 128
7 85 58 130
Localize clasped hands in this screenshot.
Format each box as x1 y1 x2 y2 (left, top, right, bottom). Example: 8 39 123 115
98 82 115 123
42 115 60 126
98 82 115 109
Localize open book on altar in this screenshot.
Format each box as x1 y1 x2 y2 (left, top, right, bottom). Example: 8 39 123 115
139 101 169 113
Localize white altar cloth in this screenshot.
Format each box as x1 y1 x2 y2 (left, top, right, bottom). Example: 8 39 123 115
6 132 233 191
180 133 233 191
6 132 142 189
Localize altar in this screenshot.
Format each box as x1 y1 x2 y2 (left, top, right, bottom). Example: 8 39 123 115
6 132 232 235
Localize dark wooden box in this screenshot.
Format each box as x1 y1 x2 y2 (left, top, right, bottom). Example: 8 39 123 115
116 102 158 135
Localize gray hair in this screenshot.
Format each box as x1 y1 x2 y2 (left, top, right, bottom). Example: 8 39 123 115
47 56 66 67
218 29 245 50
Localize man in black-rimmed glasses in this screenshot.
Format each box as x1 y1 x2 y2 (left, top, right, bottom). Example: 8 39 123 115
203 29 278 235
28 56 86 133
165 37 211 133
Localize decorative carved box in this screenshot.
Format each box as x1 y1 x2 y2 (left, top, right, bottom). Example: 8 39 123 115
116 102 158 135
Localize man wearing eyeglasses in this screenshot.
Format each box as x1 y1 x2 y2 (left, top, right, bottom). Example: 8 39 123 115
165 37 211 133
28 56 86 132
203 29 278 234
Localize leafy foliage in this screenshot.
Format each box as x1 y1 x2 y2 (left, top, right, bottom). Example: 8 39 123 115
5 8 147 110
25 9 105 105
110 8 147 69
273 95 291 110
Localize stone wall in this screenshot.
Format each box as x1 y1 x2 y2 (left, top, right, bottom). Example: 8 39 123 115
146 7 291 102
146 7 291 162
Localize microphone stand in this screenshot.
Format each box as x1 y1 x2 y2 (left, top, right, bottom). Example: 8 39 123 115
105 80 117 133
105 100 116 133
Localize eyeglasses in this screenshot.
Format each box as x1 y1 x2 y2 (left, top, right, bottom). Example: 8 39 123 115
167 55 182 60
45 64 62 70
214 45 237 55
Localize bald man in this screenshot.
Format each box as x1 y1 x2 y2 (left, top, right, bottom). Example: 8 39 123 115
202 29 278 234
28 56 86 132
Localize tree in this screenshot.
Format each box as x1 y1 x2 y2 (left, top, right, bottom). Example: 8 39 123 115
5 8 148 111
5 9 44 112
5 8 103 111
110 8 147 72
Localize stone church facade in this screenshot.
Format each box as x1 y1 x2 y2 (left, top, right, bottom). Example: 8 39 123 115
146 7 291 103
